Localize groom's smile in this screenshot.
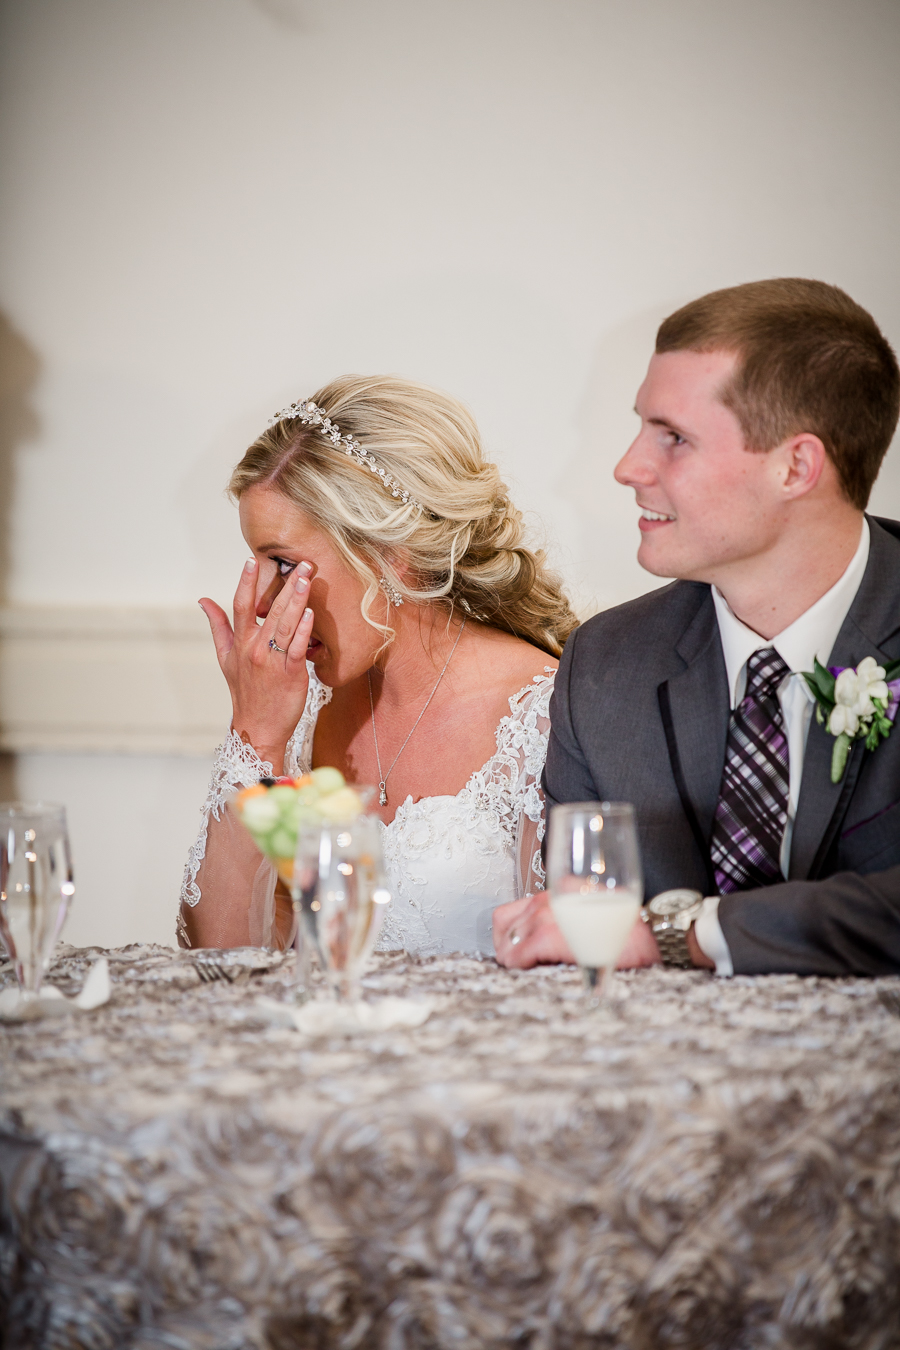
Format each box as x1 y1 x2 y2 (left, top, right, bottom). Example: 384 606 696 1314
639 507 677 527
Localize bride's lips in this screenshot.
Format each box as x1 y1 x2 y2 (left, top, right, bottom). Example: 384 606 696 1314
638 507 676 532
306 636 323 659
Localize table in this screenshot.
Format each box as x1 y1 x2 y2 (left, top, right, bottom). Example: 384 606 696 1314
2 943 900 1349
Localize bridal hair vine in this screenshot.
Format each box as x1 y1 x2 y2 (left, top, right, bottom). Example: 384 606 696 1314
268 398 425 512
379 576 404 607
802 655 900 783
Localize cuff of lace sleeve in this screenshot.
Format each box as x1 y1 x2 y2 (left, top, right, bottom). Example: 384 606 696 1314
204 731 275 823
220 729 275 784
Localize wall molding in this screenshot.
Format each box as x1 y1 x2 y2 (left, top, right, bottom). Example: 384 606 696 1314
0 607 232 755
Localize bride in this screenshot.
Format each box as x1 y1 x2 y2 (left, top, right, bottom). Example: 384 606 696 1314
179 375 577 956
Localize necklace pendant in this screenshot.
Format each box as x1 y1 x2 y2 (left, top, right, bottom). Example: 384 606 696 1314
379 783 388 807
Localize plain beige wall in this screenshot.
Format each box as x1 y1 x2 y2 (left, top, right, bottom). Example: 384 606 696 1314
1 0 899 946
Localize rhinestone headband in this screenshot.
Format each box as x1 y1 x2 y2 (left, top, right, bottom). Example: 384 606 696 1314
268 398 424 511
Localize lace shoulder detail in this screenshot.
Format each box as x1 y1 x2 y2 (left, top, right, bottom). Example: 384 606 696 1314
462 668 555 843
286 670 332 776
179 666 332 912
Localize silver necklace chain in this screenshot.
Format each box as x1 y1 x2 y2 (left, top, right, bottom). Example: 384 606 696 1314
367 617 467 807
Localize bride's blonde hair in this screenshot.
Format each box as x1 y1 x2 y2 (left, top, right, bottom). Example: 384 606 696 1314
229 375 578 657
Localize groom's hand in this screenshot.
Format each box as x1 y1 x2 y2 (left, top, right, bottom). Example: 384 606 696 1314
493 892 575 968
494 893 666 970
615 914 663 968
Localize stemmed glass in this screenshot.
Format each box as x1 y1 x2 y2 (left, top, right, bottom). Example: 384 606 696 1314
545 801 642 1004
292 808 390 1002
0 803 75 998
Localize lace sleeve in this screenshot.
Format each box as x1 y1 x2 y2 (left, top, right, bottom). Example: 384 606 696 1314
179 731 273 917
466 669 554 903
510 672 553 896
177 669 332 946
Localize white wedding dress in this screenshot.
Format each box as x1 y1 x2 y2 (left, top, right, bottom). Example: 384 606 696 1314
179 666 555 958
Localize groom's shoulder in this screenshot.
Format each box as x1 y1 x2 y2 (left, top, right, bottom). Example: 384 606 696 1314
569 579 712 662
869 515 900 563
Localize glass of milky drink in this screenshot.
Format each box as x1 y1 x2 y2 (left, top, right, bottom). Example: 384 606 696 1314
546 802 643 1005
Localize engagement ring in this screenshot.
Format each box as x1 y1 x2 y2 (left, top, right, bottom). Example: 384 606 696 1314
268 639 288 654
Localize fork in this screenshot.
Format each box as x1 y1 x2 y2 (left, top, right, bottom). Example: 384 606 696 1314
193 955 239 984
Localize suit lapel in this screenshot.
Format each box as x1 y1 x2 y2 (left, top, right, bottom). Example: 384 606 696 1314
788 644 869 880
657 594 729 882
790 520 900 879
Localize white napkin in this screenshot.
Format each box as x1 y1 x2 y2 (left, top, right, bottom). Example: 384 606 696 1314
0 957 111 1022
255 993 433 1035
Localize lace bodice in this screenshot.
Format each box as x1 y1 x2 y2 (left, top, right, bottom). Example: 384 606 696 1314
180 666 555 958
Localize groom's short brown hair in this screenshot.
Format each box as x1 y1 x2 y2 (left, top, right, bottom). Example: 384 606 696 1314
656 278 900 510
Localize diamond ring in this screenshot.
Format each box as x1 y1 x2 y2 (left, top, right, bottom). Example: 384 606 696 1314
510 928 521 946
268 638 288 654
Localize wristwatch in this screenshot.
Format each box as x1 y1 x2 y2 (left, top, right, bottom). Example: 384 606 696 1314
641 889 706 968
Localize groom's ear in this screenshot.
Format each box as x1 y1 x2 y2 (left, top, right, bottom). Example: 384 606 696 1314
775 432 829 501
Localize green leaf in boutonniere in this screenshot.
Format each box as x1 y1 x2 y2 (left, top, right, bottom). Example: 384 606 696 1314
802 657 836 705
802 657 836 728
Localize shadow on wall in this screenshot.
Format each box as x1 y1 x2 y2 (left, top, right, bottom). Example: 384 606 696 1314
0 310 42 801
0 310 41 602
560 301 684 617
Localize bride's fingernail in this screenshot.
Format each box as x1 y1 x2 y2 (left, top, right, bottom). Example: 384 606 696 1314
297 561 314 577
303 607 313 621
244 558 257 573
294 571 309 590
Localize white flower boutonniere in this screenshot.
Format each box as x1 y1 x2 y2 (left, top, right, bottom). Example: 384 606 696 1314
801 655 900 783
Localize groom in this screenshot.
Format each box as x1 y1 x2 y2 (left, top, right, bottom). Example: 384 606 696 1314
495 277 900 976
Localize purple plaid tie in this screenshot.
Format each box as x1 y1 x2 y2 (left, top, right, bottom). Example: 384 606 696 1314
710 647 790 893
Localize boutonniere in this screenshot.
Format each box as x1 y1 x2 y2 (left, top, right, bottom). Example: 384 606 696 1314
802 656 900 783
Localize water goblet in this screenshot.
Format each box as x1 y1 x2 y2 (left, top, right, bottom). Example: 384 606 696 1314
293 809 390 1002
0 803 75 998
546 801 643 1004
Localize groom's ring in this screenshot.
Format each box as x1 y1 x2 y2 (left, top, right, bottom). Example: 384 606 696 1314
268 639 288 654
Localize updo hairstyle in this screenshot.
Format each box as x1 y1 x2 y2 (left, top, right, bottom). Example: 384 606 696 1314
229 375 578 658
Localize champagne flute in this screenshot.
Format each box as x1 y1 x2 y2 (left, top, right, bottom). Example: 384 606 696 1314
293 812 390 1002
0 803 75 998
546 801 642 1004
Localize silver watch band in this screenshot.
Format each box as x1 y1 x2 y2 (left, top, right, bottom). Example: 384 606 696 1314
650 919 695 968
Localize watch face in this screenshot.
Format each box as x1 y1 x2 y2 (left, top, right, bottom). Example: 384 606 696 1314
647 888 703 918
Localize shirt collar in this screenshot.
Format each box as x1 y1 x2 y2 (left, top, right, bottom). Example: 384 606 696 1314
712 519 870 709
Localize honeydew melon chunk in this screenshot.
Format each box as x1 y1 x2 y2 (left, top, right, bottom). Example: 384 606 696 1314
317 786 365 821
269 826 296 859
310 766 346 795
240 795 281 832
295 804 323 827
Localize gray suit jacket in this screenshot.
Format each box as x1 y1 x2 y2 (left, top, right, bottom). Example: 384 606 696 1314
543 516 900 976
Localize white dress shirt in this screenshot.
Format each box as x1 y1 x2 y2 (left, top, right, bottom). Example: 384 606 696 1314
694 520 870 975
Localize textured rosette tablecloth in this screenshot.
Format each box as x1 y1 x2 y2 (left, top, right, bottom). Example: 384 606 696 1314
2 944 900 1349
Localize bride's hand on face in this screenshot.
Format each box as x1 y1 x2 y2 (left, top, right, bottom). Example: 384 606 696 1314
199 558 315 770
